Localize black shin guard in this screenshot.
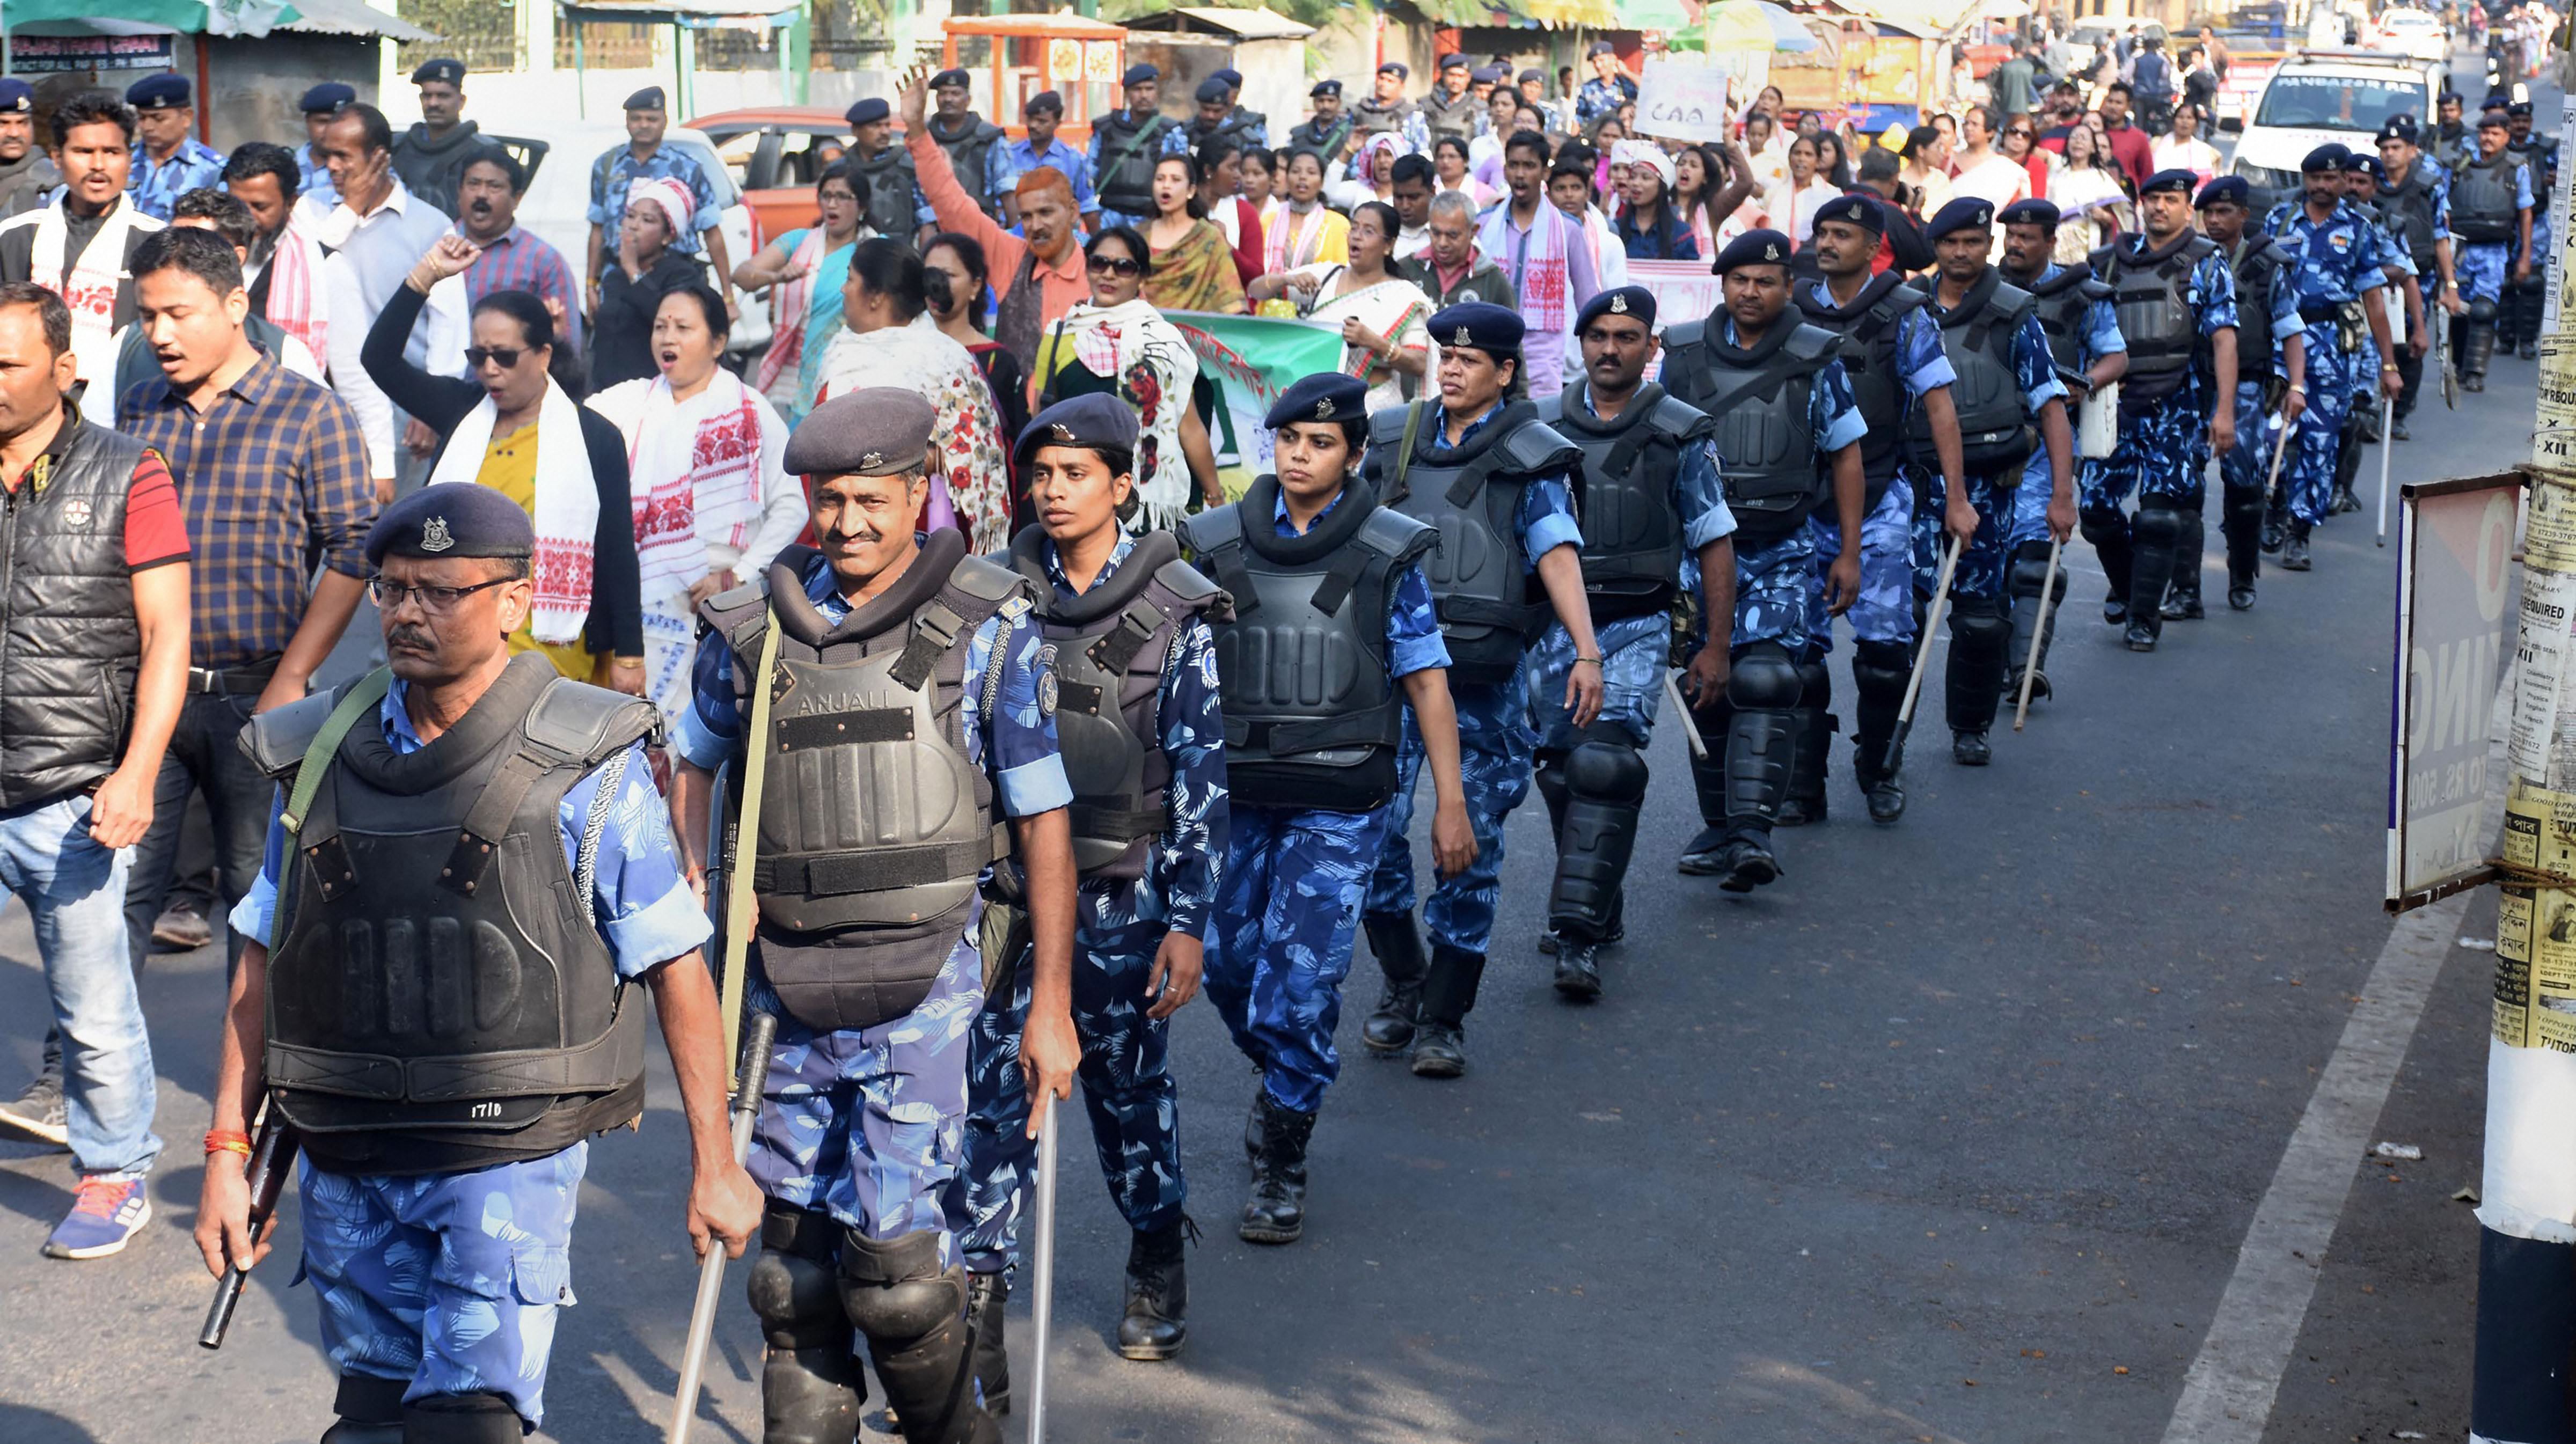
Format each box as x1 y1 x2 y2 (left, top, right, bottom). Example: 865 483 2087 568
2079 505 2133 606
1548 730 1647 941
1418 944 1487 1029
2005 541 2066 691
1785 656 1832 815
749 1204 867 1444
2168 494 2205 605
1849 639 1909 782
1687 691 1735 827
2127 501 2183 639
839 1229 995 1444
2221 483 2265 589
1722 644 1801 840
1944 599 2011 735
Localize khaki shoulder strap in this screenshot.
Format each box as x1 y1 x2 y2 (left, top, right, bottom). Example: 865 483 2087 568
716 614 783 1074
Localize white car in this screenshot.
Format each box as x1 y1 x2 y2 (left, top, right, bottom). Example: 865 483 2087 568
2230 49 2444 214
2370 7 2451 65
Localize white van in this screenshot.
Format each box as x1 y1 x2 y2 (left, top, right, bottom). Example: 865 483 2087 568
2228 49 2445 214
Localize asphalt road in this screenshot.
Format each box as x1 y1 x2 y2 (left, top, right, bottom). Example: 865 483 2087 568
0 75 2548 1444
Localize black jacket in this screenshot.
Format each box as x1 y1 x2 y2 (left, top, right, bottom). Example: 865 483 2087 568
591 251 707 391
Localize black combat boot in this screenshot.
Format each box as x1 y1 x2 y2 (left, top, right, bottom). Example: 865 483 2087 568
2162 503 2205 619
1239 1095 1315 1245
2281 522 2313 572
1410 945 1483 1079
1117 1221 1190 1360
319 1375 407 1444
966 1271 1011 1412
1359 911 1427 1054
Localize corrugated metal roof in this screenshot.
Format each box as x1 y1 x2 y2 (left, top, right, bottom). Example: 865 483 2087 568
277 0 436 41
1120 5 1318 39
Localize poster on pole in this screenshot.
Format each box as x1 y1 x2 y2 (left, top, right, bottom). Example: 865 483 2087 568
1635 60 1738 144
2390 472 2519 910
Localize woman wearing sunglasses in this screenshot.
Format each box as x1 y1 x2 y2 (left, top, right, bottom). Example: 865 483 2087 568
1032 226 1221 526
364 232 646 694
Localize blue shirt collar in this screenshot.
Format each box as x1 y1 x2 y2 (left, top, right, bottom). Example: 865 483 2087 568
1271 483 1350 536
1043 532 1139 597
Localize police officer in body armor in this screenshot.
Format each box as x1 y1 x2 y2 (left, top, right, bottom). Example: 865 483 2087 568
847 98 924 247
1351 62 1419 148
671 390 1080 1444
1091 65 1187 232
2272 144 2401 571
1526 287 1740 996
1183 372 1473 1231
2330 154 2423 512
1908 200 2077 762
2373 115 2460 439
1658 230 1865 885
1209 68 1269 148
2431 91 2471 170
2083 168 2237 652
1421 55 1479 146
2196 175 2308 613
2504 99 2553 358
923 68 1012 225
1996 198 2125 700
1357 303 1605 1078
2447 112 2532 391
1795 194 1972 823
200 486 762 1444
1290 80 1356 165
1186 75 1263 156
952 396 1229 1398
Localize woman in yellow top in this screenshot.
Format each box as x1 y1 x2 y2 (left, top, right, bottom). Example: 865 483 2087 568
364 233 646 690
1262 148 1350 273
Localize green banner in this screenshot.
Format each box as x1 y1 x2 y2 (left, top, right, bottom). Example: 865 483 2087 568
1167 312 1351 489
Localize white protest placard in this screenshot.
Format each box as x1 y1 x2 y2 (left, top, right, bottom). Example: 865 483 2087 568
1635 58 1736 144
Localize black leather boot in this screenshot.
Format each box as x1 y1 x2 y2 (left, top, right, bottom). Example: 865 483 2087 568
1358 911 1426 1054
2281 522 2313 572
966 1271 1010 1413
1117 1221 1190 1359
1240 1095 1314 1245
1410 945 1482 1079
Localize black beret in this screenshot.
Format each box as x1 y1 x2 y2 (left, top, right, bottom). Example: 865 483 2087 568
1024 90 1063 116
1015 393 1138 466
1123 63 1159 88
1471 65 1507 85
1814 193 1885 234
1926 197 1995 241
2377 113 2420 144
125 74 190 110
0 79 33 117
2194 174 2250 209
1312 79 1343 98
1196 77 1230 104
2339 152 2380 178
299 82 356 116
1438 54 1469 72
2300 142 2350 172
1714 228 1794 273
1429 301 1525 356
1576 285 1656 333
1519 68 1546 84
411 57 465 87
847 98 890 127
1264 372 1368 429
366 483 535 567
2480 109 2512 130
2511 100 2535 118
931 68 971 92
2139 167 2198 196
1589 40 1618 57
1999 197 2061 228
2440 89 2464 104
1378 61 1409 78
624 85 667 113
1214 68 1243 87
782 388 938 479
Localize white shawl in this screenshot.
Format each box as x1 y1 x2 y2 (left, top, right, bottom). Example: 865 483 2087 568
28 198 159 402
427 378 600 646
1035 297 1200 531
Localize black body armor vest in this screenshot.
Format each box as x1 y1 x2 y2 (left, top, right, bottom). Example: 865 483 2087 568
1908 268 2038 473
1796 272 1931 504
1180 476 1436 811
251 654 660 1176
1362 400 1580 684
0 412 143 807
853 144 918 243
698 533 1030 1033
1535 379 1713 617
2376 167 2443 271
1005 528 1228 881
927 114 1009 220
1091 108 1179 216
2452 153 2520 243
1658 316 1842 547
2094 232 2216 406
2228 236 2292 380
1419 89 1476 143
2016 261 2111 382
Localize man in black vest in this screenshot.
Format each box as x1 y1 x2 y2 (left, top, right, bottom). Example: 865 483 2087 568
1351 62 1420 149
2504 98 2552 358
2373 114 2460 439
1658 230 1864 885
847 97 925 246
1210 67 1269 146
2431 91 2470 170
1422 54 1478 146
196 483 756 1440
925 67 1011 228
1089 64 1185 233
1525 286 1737 996
2085 168 2236 652
0 283 189 1259
1911 199 2075 763
2448 109 2531 391
1796 193 1971 822
1289 79 1354 164
2197 174 2307 613
1358 303 1601 1079
672 390 1077 1444
389 57 482 219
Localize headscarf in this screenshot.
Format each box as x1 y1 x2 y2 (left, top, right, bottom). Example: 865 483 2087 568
625 174 694 237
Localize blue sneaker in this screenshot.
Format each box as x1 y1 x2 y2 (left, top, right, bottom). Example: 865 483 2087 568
43 1175 150 1259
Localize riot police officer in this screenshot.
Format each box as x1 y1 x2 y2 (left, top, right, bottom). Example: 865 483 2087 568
672 390 1080 1444
1795 193 1971 821
2196 174 2308 613
2504 98 2553 358
1996 197 2125 696
1659 229 1865 881
2330 153 2421 514
2373 114 2459 439
1528 286 1739 995
2084 168 2237 652
2275 144 2401 571
2448 112 2531 391
1091 64 1187 232
1909 199 2076 761
1358 303 1603 1076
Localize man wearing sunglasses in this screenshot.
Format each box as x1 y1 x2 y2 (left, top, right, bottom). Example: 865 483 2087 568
199 482 759 1442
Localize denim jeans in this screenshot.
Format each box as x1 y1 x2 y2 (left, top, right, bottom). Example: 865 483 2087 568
122 691 274 972
0 790 158 1179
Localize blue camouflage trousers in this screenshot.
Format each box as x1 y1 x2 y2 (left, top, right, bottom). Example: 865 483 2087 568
297 1145 587 1428
953 893 1185 1274
1365 671 1536 957
747 934 980 1266
1912 467 2019 602
2286 328 2360 526
1807 474 1918 649
2092 396 2212 508
1731 528 1818 654
2220 380 2284 495
2459 240 2512 306
1209 802 1395 1113
1527 611 1668 750
2009 448 2073 549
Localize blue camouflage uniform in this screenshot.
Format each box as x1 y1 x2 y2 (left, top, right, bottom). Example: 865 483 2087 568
2270 198 2392 526
1212 487 1450 1115
128 137 225 222
588 141 724 261
2463 149 2542 303
2219 238 2307 530
1801 281 1957 649
1913 292 2066 603
1364 404 1582 963
2012 267 2125 551
228 682 709 1430
1576 72 1639 126
295 140 341 214
1002 135 1096 217
953 533 1225 1276
672 547 1069 1267
2087 239 2237 511
1088 115 1194 233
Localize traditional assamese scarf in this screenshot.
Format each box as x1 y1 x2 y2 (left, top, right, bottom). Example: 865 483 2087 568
603 368 772 595
1034 297 1199 530
263 214 329 369
427 377 600 645
626 174 694 237
28 197 158 398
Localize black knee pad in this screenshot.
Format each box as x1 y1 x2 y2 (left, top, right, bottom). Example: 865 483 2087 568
2131 501 2183 548
1726 642 1802 710
1850 639 1909 702
1794 655 1831 712
839 1228 969 1346
2077 508 2126 547
750 1221 850 1350
2470 295 2499 322
400 1394 521 1444
2007 541 2066 603
1564 737 1649 803
1950 598 2012 656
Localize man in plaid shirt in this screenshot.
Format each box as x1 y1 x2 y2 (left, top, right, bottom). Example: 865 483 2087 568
451 148 581 356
